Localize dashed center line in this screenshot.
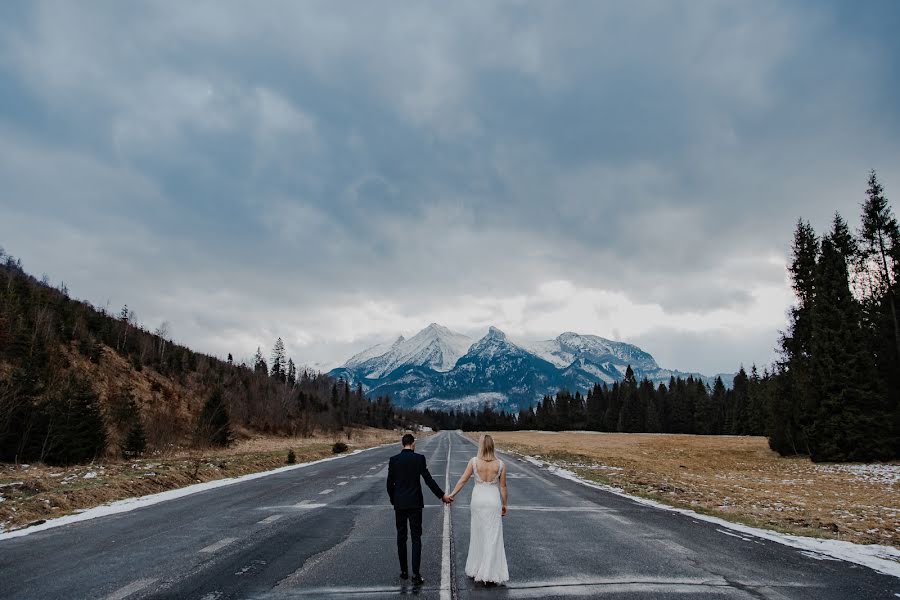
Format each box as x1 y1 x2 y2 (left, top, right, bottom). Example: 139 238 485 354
320 489 334 495
200 537 237 554
337 481 348 486
104 578 158 600
259 514 283 524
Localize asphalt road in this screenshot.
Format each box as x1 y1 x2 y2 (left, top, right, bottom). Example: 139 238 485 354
0 430 898 599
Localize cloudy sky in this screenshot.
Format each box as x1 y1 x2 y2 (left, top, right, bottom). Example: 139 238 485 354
2 1 899 374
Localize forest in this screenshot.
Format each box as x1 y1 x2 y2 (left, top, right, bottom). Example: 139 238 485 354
422 367 766 438
0 252 407 465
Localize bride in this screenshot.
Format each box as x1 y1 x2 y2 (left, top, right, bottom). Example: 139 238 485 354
448 434 510 585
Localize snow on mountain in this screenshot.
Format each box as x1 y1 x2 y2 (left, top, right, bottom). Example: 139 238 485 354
520 332 658 370
344 335 405 368
344 323 472 378
331 324 730 410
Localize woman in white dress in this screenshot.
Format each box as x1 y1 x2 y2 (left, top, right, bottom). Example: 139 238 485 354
448 434 510 585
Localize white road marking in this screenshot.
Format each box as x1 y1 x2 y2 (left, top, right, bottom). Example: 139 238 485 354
293 500 327 509
104 578 158 600
200 537 237 553
337 481 348 486
319 489 334 495
259 514 283 524
440 434 452 600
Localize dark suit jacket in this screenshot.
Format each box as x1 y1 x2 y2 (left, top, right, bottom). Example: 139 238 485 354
386 448 445 510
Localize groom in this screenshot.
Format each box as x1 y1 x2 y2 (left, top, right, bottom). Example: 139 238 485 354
387 433 453 585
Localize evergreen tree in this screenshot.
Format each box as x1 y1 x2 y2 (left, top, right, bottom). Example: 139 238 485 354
771 220 818 455
123 418 147 458
271 338 286 382
859 170 900 367
730 367 750 434
43 376 107 465
197 388 231 447
253 347 268 375
808 237 886 461
287 359 297 386
616 367 643 432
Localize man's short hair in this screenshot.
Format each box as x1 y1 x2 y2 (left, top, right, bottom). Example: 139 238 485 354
401 433 415 447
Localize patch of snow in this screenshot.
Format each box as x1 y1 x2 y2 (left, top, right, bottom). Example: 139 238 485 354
816 463 900 485
83 471 98 479
516 454 900 578
413 392 508 412
0 442 394 541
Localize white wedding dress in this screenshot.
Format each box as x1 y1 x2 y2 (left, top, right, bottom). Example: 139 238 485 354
465 457 510 584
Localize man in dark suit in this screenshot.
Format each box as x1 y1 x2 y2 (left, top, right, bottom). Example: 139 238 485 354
387 433 453 585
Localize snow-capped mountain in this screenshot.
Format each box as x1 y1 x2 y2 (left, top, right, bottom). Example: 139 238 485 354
329 324 732 411
338 323 472 379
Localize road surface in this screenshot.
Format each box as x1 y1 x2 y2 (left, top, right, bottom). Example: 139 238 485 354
0 430 897 599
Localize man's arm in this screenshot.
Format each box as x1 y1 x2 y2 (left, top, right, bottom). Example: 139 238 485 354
419 455 445 500
386 457 396 505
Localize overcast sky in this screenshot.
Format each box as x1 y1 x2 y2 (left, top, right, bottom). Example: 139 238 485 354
2 1 899 374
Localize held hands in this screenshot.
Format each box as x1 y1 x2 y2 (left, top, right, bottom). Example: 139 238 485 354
442 494 455 504
501 504 507 517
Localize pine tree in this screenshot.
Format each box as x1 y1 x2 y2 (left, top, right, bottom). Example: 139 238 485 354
123 418 147 458
730 367 750 434
616 367 643 432
859 170 900 366
253 347 268 376
197 388 231 447
287 359 297 386
770 220 818 455
808 236 886 461
43 376 107 465
271 338 286 382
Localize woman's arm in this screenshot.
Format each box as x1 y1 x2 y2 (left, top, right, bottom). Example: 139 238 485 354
500 465 508 516
448 460 474 498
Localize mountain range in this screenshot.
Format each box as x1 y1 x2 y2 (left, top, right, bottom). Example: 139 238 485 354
329 324 734 412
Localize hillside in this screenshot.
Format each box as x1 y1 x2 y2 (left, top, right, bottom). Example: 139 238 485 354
0 250 404 465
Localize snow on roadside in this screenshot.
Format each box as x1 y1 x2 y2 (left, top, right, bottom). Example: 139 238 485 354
518 454 900 579
0 442 392 540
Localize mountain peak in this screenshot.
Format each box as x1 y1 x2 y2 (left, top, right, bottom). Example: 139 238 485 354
340 324 473 378
486 326 506 339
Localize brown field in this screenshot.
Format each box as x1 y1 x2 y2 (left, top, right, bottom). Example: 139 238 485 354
0 427 406 533
474 431 900 548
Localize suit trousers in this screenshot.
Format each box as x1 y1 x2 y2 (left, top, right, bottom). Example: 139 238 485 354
394 507 423 575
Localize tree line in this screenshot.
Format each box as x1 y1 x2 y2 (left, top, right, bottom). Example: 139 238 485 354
0 252 408 465
767 171 899 461
422 366 767 437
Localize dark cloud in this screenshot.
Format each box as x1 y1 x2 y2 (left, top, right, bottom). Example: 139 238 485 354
1 1 899 372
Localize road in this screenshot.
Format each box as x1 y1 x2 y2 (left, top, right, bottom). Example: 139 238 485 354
0 430 897 599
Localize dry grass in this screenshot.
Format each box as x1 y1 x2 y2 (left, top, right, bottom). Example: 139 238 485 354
0 427 405 533
475 431 900 548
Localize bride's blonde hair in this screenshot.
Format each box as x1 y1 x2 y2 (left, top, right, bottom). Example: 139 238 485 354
478 434 496 461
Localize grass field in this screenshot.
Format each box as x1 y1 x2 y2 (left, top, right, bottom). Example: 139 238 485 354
0 427 405 533
474 431 900 548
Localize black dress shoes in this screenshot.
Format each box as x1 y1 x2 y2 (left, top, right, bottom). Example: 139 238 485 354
411 574 425 586
399 572 409 580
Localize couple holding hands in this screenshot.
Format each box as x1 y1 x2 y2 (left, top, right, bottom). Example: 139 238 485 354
386 433 509 587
